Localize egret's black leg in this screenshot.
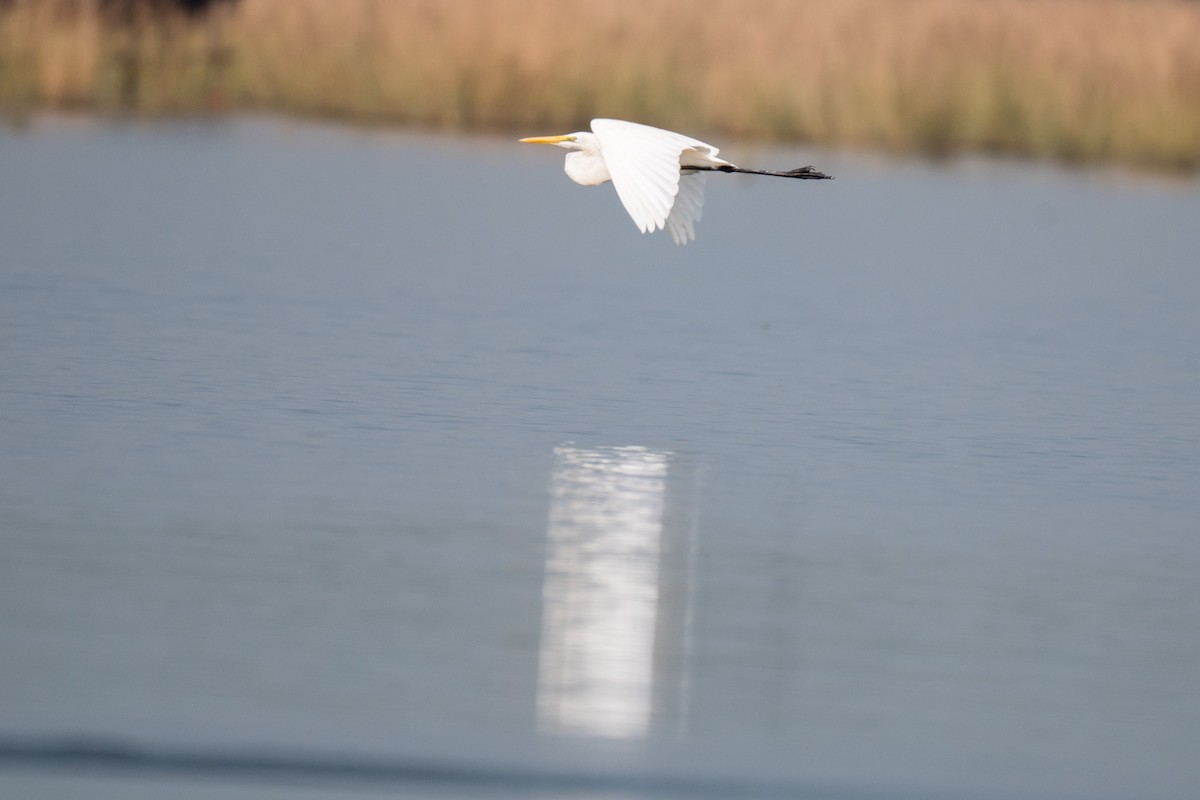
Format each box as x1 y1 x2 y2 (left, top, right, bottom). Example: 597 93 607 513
690 164 833 179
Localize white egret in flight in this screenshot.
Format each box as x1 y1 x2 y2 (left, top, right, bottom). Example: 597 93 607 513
520 118 831 245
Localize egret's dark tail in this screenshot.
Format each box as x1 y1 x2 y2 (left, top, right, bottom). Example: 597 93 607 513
689 165 833 179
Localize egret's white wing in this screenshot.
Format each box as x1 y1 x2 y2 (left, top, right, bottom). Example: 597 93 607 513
665 171 706 245
591 119 720 241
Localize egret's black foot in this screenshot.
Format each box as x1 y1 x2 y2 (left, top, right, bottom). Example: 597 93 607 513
784 166 833 179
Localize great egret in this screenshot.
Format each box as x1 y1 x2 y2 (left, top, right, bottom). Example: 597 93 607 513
520 118 831 245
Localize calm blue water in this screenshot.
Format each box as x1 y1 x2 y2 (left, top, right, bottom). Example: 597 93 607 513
1 116 1198 800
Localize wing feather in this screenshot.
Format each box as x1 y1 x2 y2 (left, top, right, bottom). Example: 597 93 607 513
665 172 706 245
591 119 720 239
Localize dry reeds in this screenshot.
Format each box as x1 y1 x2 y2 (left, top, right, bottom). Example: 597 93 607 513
3 0 1199 170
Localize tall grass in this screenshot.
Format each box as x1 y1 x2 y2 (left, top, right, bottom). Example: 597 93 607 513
3 0 1199 170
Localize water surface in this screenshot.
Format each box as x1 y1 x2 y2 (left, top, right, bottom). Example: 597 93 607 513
1 117 1198 799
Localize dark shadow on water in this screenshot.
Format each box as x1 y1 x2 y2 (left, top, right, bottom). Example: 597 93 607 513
0 736 943 800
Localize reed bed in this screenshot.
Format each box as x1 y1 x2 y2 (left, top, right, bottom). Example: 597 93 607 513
3 0 1199 170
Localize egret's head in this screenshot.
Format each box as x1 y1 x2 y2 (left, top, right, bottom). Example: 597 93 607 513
519 133 589 151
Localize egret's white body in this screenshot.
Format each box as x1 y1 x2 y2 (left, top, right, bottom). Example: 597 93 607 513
520 118 733 245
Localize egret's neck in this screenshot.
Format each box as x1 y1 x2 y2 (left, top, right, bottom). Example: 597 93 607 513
564 149 611 187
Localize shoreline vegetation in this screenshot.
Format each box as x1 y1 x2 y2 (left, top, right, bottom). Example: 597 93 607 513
2 0 1199 172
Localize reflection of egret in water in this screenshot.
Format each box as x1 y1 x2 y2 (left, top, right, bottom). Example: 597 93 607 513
537 445 696 739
